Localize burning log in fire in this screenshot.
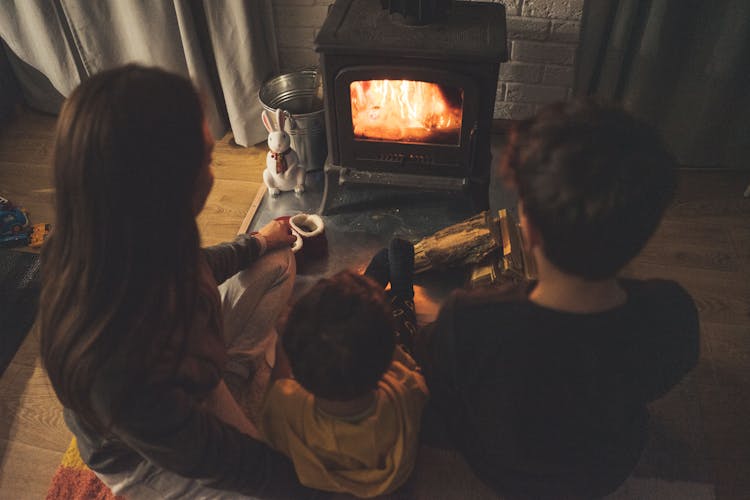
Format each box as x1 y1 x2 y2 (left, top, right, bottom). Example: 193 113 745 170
350 79 463 143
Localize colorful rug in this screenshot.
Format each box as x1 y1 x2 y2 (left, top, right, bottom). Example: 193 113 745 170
45 438 121 500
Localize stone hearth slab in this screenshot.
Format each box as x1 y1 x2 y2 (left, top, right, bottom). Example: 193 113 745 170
248 138 516 323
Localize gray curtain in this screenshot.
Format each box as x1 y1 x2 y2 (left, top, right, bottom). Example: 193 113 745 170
0 40 23 123
575 0 750 170
0 0 279 146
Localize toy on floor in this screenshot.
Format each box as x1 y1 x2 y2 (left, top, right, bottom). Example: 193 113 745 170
262 109 305 197
0 196 52 248
28 223 52 248
1 196 30 235
1 196 31 247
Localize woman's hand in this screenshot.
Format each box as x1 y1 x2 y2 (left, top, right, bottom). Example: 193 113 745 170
258 219 296 250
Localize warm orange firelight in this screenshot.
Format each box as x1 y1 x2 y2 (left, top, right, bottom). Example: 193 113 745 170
350 79 462 143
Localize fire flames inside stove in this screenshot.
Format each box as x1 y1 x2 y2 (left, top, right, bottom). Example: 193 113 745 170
350 79 463 145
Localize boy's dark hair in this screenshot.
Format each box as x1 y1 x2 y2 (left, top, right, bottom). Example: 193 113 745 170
282 270 396 401
501 99 677 280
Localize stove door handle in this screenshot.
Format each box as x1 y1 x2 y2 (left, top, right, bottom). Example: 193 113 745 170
468 121 479 180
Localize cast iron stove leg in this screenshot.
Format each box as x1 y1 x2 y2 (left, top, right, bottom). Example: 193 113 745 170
318 161 343 215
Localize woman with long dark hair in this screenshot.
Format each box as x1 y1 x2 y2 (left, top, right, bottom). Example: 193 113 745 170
38 65 314 498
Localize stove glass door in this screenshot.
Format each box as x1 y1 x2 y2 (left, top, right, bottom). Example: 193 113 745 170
349 79 463 146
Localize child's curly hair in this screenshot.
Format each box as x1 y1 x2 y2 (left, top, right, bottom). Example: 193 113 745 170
282 270 396 401
501 98 677 280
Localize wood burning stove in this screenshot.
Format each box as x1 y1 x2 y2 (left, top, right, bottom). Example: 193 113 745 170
314 0 507 214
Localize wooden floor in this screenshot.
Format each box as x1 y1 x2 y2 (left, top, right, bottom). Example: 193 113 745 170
1 109 749 499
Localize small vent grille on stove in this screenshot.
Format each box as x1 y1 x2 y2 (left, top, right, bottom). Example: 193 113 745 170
376 152 433 164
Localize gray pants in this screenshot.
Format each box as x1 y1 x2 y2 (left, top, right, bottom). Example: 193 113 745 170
220 247 296 379
95 249 296 500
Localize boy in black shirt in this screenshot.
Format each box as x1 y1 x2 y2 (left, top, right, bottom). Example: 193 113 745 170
415 99 699 499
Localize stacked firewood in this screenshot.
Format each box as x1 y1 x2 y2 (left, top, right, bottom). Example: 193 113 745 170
412 209 536 287
413 211 496 273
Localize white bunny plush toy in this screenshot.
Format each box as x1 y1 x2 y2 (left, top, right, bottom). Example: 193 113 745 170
262 109 305 196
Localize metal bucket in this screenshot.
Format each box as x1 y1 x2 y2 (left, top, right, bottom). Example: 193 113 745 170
259 69 327 172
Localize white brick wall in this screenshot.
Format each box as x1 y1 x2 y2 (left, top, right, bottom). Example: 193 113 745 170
273 0 583 120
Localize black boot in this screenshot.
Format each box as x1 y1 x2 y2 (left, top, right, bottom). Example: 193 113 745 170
388 238 414 300
363 247 390 288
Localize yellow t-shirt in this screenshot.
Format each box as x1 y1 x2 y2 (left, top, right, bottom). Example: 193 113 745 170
258 347 429 498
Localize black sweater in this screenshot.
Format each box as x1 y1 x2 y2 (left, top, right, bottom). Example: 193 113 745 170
415 279 699 499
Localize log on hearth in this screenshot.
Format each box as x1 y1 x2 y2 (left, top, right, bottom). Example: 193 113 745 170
413 211 499 273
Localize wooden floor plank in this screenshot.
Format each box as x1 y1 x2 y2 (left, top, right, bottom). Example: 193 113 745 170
701 322 750 383
729 226 750 270
0 136 53 164
638 238 739 273
5 323 40 369
0 437 64 500
210 142 267 182
0 109 56 136
0 362 71 453
197 179 264 247
0 363 28 401
623 261 750 326
639 219 738 273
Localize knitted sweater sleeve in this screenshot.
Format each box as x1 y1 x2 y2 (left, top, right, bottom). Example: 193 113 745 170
201 234 263 285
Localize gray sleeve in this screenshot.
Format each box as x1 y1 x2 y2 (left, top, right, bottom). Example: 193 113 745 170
201 234 263 285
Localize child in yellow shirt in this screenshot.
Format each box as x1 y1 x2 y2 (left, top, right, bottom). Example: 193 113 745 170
259 239 428 498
